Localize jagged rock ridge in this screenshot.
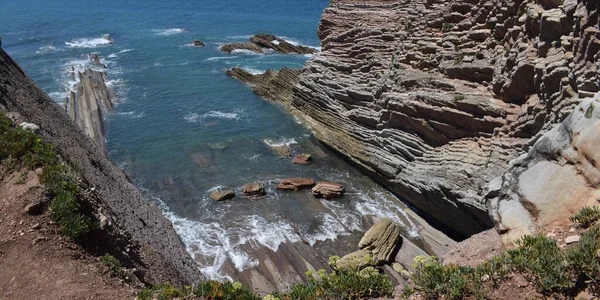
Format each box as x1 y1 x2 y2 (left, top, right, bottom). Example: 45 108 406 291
64 53 115 149
229 0 599 238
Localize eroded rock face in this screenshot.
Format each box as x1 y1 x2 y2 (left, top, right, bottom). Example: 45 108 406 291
220 34 317 55
229 0 600 237
489 94 600 246
64 54 115 150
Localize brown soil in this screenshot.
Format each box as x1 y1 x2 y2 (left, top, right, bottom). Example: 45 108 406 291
0 167 136 299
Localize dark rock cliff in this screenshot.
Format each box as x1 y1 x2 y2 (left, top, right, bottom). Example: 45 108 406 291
0 48 203 285
229 0 600 238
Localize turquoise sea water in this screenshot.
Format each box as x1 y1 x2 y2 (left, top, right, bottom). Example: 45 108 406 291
1 0 420 279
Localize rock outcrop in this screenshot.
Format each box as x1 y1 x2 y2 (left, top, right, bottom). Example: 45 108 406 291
312 181 345 199
489 93 600 246
0 48 203 285
276 178 315 191
64 54 115 149
220 34 318 55
332 218 403 271
229 0 600 238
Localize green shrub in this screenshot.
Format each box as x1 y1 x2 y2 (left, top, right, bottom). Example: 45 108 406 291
454 94 465 101
506 235 575 294
272 268 393 300
138 281 260 300
570 206 600 228
567 227 600 289
412 256 469 300
442 23 454 31
98 254 125 278
0 112 95 238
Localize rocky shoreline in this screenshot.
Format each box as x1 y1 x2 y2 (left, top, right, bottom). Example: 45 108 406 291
228 0 600 244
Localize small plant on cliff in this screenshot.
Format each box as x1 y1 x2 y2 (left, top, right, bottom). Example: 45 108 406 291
442 22 454 32
0 112 96 238
270 267 393 300
570 206 600 228
98 254 125 278
138 281 260 300
454 94 465 101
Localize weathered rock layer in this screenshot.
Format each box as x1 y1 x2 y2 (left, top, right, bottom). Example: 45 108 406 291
230 0 600 238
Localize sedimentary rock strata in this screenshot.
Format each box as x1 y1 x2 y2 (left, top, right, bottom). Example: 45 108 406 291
220 34 317 55
64 54 115 149
230 0 600 238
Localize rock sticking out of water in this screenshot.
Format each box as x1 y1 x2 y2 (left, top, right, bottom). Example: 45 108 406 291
210 190 235 201
243 182 266 196
64 53 115 150
220 34 317 55
312 181 344 199
192 40 205 47
292 153 312 164
276 178 315 191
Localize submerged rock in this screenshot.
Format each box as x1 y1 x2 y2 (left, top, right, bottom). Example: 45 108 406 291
276 178 315 191
243 182 266 196
292 153 312 164
312 181 344 199
210 190 235 201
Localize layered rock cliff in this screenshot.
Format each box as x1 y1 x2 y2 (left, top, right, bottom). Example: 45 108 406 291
64 53 115 150
230 0 599 238
0 48 203 285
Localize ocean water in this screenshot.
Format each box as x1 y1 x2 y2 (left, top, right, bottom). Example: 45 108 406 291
1 0 421 279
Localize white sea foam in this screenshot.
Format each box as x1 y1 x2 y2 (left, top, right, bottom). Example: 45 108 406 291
263 138 297 147
65 34 113 48
241 67 266 75
36 44 58 54
154 28 186 36
231 49 262 55
304 213 351 245
184 110 243 123
205 56 237 62
116 111 145 119
354 189 420 237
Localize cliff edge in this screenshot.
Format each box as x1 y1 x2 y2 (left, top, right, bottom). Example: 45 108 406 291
0 48 203 285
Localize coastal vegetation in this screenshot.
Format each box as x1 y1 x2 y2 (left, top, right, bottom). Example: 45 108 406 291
0 112 96 238
406 208 600 299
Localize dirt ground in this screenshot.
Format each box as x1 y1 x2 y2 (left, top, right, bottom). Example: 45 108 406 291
0 168 136 299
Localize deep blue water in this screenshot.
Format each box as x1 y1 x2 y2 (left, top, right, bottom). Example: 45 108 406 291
1 0 420 279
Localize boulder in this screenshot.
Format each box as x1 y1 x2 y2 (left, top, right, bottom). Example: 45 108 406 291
311 181 344 199
19 122 40 133
220 34 317 55
276 178 315 191
243 183 266 196
220 42 264 54
192 40 205 47
332 218 402 271
292 153 312 164
210 190 235 201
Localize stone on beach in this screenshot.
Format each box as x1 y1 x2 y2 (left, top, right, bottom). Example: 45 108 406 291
210 190 235 201
276 178 315 191
311 181 344 199
243 182 266 196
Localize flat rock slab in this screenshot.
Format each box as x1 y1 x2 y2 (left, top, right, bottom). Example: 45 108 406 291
311 181 344 199
243 183 266 196
276 178 315 191
565 235 581 244
210 190 235 201
292 153 312 164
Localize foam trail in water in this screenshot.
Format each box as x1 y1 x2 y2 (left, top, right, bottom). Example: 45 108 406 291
263 138 297 147
65 34 113 48
154 28 186 36
184 109 243 123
